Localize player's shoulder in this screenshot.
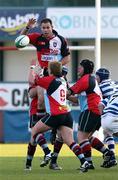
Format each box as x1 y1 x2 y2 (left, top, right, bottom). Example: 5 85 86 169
53 30 65 40
57 34 66 41
79 74 93 84
28 32 41 38
82 74 90 80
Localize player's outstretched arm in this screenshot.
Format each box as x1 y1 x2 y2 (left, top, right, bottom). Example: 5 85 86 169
20 18 37 35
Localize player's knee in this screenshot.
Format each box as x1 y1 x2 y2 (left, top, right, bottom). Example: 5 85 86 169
101 118 111 130
56 136 63 143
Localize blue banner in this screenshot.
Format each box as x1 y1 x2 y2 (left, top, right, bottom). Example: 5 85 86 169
3 110 80 143
2 110 118 143
3 111 30 143
0 8 46 41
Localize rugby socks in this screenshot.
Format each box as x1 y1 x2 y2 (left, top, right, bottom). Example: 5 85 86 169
105 136 116 162
69 142 85 164
35 133 51 155
79 139 92 163
89 136 109 154
51 140 63 164
105 136 115 152
26 142 37 166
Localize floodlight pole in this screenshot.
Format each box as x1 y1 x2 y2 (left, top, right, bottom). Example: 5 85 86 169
95 0 101 71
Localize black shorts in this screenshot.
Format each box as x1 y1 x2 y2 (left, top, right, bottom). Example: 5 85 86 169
41 112 73 129
78 110 101 133
30 112 46 128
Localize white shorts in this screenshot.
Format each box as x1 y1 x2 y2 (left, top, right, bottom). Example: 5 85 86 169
101 113 118 134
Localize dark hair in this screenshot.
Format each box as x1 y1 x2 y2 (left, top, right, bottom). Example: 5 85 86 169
80 59 94 74
40 18 53 25
49 61 62 77
96 68 110 82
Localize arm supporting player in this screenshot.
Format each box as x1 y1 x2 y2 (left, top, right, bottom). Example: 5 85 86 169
28 87 37 98
61 55 70 66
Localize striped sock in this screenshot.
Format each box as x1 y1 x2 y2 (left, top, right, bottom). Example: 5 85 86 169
51 140 63 164
90 136 108 154
80 139 92 162
105 136 115 153
35 134 50 155
69 142 85 164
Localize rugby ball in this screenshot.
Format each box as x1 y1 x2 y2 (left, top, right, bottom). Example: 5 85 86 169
15 35 30 48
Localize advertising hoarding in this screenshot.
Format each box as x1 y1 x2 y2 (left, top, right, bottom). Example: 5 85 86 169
47 7 118 39
0 8 46 40
0 83 29 110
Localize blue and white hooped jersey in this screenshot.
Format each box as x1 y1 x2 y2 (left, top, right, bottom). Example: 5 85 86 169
102 93 118 116
99 79 115 98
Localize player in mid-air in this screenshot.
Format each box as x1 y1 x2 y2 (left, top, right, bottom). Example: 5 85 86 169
20 17 70 169
20 18 70 75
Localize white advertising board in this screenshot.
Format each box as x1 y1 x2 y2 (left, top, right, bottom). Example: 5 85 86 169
0 83 29 110
47 8 118 39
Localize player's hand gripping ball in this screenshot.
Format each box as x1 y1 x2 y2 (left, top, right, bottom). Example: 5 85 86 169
15 35 30 48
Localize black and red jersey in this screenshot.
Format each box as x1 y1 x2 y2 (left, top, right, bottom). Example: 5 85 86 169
70 74 102 115
35 75 70 116
27 30 70 68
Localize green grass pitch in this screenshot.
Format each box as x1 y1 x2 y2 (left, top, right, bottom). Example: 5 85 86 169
0 156 118 180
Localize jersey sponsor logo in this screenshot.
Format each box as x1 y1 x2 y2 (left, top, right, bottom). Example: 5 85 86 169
41 55 55 61
50 49 60 55
59 105 68 111
41 54 61 61
41 48 60 55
